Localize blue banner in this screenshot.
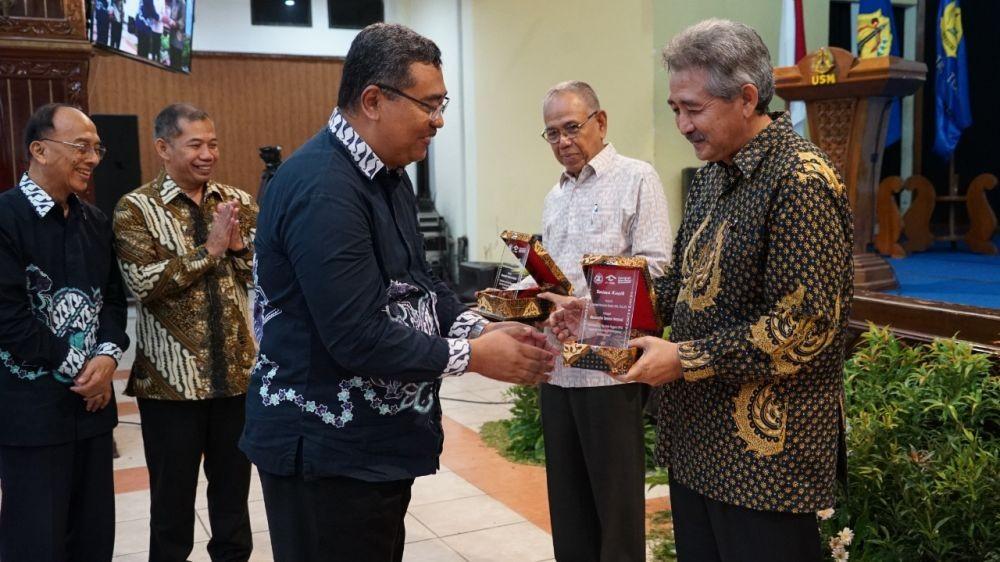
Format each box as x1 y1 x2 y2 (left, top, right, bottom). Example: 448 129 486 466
933 0 972 158
857 0 901 146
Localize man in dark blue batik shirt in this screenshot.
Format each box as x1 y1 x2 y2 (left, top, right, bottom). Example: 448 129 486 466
0 103 129 561
243 23 554 562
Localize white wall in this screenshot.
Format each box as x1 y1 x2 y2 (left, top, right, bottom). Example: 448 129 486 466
192 0 358 56
398 0 470 242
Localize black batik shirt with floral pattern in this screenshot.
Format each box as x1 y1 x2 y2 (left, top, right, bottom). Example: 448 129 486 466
653 112 854 513
241 109 486 482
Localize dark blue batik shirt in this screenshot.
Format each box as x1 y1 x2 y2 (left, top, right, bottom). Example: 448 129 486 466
0 175 129 446
241 108 486 481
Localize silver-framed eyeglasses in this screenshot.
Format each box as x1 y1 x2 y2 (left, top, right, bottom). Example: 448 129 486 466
40 138 107 161
376 83 450 120
541 111 598 144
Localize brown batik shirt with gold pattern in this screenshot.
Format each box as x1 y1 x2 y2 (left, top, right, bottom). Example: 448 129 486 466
654 112 853 513
113 172 258 400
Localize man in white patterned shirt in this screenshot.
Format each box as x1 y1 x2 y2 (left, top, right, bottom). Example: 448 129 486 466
535 81 671 561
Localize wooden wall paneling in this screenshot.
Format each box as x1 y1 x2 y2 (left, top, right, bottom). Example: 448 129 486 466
89 52 344 196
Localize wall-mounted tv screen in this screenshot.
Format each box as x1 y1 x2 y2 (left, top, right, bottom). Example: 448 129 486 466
90 0 196 74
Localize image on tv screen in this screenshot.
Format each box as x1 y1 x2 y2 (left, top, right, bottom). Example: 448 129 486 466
90 0 196 74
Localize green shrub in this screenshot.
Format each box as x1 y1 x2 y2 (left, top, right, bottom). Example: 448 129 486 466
822 326 1000 561
504 384 547 463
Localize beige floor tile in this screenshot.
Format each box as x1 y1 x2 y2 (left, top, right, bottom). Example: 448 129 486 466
408 495 524 537
112 424 147 470
441 521 554 561
113 517 150 556
249 530 275 561
441 402 514 431
405 513 436 544
441 375 513 395
402 538 466 562
410 470 485 507
112 552 148 561
468 385 516 405
115 489 151 522
248 499 269 533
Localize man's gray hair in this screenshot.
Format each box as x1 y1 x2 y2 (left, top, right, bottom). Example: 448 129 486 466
154 102 210 141
543 80 601 113
661 19 774 114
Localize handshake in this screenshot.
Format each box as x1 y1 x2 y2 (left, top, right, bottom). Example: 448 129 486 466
468 292 681 387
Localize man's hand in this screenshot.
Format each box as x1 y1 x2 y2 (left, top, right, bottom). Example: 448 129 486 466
83 388 113 412
222 201 245 252
71 355 118 412
468 326 554 385
206 202 235 258
617 337 682 386
544 296 587 343
537 292 576 309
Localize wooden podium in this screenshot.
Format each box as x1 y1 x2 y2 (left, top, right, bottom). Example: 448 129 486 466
774 47 926 290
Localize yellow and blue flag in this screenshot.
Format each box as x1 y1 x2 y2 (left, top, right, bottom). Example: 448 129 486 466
857 0 901 146
933 0 972 158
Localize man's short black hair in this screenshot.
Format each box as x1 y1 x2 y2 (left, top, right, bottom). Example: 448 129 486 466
337 23 442 112
154 102 210 141
23 103 79 161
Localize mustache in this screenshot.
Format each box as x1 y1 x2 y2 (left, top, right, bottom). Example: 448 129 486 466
686 133 706 143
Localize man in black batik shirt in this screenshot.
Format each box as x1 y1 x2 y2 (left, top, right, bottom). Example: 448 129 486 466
0 103 129 561
243 23 554 562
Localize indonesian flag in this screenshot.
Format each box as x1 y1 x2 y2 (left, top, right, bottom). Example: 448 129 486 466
779 0 807 135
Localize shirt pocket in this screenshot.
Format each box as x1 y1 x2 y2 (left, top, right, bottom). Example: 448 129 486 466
584 207 624 253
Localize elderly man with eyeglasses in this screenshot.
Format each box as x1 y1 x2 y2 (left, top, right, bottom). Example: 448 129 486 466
532 81 671 562
0 103 129 560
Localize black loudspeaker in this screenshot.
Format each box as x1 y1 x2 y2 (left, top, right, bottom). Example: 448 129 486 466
92 114 142 218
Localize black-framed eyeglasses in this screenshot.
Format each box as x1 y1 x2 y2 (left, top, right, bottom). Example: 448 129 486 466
40 138 107 161
376 83 450 120
541 111 599 144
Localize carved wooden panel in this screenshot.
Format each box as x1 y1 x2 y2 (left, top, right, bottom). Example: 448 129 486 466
0 0 84 40
808 98 856 177
0 51 89 189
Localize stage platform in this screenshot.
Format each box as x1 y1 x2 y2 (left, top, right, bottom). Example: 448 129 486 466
886 236 1000 310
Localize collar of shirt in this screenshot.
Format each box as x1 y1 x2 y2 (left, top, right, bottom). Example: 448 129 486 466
18 173 81 218
559 143 618 188
724 111 791 181
328 107 386 181
158 173 223 205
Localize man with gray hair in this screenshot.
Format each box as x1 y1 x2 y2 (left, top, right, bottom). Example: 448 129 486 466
536 80 671 561
244 23 553 561
114 102 258 561
551 19 853 561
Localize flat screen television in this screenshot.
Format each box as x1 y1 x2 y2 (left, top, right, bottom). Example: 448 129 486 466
89 0 196 74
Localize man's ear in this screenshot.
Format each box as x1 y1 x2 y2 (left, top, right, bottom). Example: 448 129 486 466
28 140 47 164
154 137 171 162
740 83 760 118
359 85 384 121
596 110 608 139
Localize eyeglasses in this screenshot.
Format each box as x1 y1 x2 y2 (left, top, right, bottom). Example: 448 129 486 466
376 84 450 120
541 111 599 144
40 138 107 161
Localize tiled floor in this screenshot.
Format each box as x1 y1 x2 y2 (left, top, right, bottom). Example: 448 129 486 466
107 311 668 561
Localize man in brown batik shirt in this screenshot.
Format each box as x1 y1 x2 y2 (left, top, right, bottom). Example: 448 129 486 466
113 103 257 561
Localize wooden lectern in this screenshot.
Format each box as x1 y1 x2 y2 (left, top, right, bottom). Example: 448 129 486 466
774 47 926 291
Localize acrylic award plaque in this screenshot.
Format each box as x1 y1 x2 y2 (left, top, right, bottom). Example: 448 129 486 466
475 231 573 322
561 255 661 375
